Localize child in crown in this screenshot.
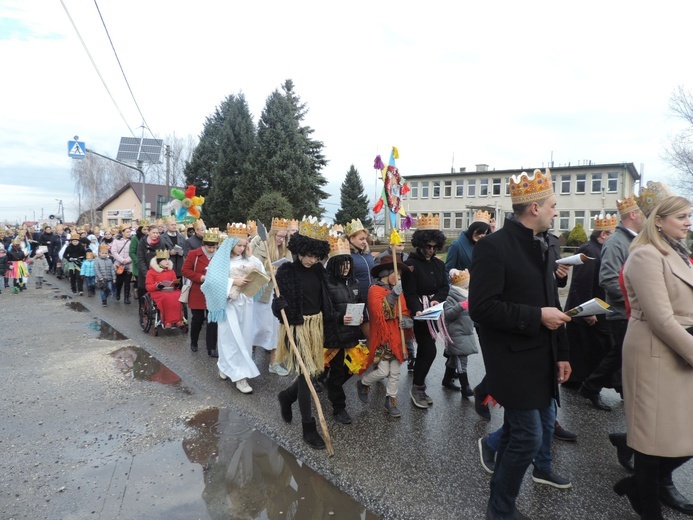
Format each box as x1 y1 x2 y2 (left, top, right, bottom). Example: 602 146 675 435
145 252 182 325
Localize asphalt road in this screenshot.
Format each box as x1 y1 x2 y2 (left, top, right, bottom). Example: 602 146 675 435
1 275 692 520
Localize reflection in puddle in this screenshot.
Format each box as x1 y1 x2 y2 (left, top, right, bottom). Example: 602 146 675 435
66 301 88 312
88 318 128 340
184 408 379 520
111 346 181 386
52 294 72 300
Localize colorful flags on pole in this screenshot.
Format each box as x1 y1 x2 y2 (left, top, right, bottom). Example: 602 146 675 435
373 147 409 229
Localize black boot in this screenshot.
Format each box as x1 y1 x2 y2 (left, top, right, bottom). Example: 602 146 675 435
302 418 326 450
609 432 634 473
659 475 693 515
442 366 460 390
614 477 642 516
123 282 131 304
459 372 473 397
278 390 294 423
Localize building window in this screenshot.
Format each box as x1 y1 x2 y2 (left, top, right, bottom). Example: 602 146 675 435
479 179 488 197
590 210 601 230
454 212 464 229
455 180 464 197
443 212 452 229
410 181 418 199
156 195 167 217
575 174 586 194
505 177 510 196
559 211 570 231
492 178 501 196
468 179 476 197
108 219 119 228
574 210 585 228
443 180 452 198
432 181 440 198
560 175 571 195
607 172 618 193
591 173 602 193
421 181 429 198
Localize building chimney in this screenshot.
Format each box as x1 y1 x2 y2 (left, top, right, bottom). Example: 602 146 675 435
459 167 466 173
476 164 489 172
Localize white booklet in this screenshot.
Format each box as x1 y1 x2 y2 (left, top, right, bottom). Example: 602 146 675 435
565 297 611 318
272 257 291 267
556 253 595 265
414 301 445 321
344 303 365 326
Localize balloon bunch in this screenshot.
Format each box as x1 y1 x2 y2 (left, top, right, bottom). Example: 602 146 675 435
167 185 205 222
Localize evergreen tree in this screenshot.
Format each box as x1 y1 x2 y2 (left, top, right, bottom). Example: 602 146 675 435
334 165 373 229
247 191 294 230
184 102 227 197
203 93 255 226
567 222 587 247
237 80 328 218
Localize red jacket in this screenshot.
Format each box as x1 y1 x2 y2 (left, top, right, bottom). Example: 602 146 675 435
181 248 212 310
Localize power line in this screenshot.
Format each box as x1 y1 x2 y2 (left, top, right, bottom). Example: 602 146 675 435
60 0 136 136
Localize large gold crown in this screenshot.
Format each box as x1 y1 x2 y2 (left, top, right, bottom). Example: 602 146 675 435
226 223 248 240
246 220 257 235
593 213 618 232
328 233 351 258
155 249 170 260
638 181 674 217
417 214 440 230
288 219 299 230
616 194 639 216
509 168 554 204
299 215 329 241
330 224 344 235
202 228 220 243
193 218 205 230
472 210 492 225
155 218 165 226
344 218 366 237
271 218 289 231
450 268 470 287
138 219 149 226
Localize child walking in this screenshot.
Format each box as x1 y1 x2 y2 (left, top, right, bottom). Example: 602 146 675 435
0 244 7 294
63 236 86 295
94 245 116 306
81 251 96 296
355 255 414 418
32 250 49 288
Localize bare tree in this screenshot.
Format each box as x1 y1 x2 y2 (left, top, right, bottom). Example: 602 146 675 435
664 86 693 195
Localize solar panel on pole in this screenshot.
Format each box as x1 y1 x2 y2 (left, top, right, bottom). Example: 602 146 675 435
116 138 164 221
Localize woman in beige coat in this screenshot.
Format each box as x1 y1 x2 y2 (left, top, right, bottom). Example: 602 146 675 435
615 195 693 520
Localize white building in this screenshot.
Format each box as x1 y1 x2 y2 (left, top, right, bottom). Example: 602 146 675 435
403 162 640 236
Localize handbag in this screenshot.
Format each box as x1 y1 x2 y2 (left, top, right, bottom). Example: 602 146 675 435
116 264 125 275
179 255 198 303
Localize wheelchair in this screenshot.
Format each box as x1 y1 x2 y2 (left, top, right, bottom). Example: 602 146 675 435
139 292 189 336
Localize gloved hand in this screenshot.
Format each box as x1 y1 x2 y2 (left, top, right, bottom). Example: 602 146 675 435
156 283 165 290
392 282 403 295
460 300 469 310
272 295 289 316
400 316 414 329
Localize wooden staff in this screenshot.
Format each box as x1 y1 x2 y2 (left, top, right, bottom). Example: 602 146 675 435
389 230 407 359
257 222 334 455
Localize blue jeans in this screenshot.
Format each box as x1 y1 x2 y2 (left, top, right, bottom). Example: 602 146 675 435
488 403 555 517
100 280 113 302
487 400 556 472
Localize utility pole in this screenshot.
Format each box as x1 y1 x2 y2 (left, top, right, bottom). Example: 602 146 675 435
165 144 171 205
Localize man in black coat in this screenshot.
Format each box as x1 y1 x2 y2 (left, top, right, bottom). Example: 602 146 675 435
470 169 571 520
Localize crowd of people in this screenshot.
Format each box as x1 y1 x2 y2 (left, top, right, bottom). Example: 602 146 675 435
3 172 692 520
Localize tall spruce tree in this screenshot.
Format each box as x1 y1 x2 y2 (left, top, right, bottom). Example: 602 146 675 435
184 102 227 197
334 165 373 229
237 80 328 218
203 93 255 226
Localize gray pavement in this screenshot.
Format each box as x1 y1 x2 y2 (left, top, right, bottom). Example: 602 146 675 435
1 276 692 520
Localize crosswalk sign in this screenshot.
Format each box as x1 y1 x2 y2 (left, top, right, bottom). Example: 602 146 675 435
68 140 86 158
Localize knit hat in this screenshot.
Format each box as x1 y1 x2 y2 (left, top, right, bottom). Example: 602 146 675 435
35 249 44 257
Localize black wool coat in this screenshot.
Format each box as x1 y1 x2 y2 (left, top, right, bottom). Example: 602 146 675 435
469 216 569 410
403 250 449 315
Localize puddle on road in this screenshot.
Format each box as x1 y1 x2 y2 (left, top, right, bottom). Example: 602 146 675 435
111 346 182 386
184 408 379 519
52 294 72 300
66 301 88 312
88 318 128 340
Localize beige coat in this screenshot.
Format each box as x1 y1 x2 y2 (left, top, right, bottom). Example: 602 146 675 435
623 243 693 457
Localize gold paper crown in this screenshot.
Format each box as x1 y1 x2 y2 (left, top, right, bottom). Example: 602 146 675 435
155 249 170 260
417 214 440 230
449 268 470 287
271 218 289 231
246 220 257 235
138 219 149 226
288 219 299 230
202 228 220 243
616 194 639 216
344 218 366 237
120 223 132 232
473 210 492 225
165 216 177 225
509 168 554 204
593 213 618 232
299 215 329 241
193 218 205 229
637 181 674 217
330 224 344 235
226 223 248 240
328 233 352 258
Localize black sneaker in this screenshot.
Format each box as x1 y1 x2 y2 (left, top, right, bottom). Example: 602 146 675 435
356 380 370 404
531 467 572 489
554 421 578 442
333 408 352 425
478 436 496 474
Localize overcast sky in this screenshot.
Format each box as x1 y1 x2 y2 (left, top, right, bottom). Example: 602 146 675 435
2 1 693 224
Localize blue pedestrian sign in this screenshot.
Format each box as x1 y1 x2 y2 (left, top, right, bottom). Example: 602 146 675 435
68 140 86 158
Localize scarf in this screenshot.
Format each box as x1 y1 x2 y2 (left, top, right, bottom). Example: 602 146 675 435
148 236 160 246
661 231 692 267
201 236 239 322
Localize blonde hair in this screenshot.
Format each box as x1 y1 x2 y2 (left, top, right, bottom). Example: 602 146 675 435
631 195 691 255
266 228 291 263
